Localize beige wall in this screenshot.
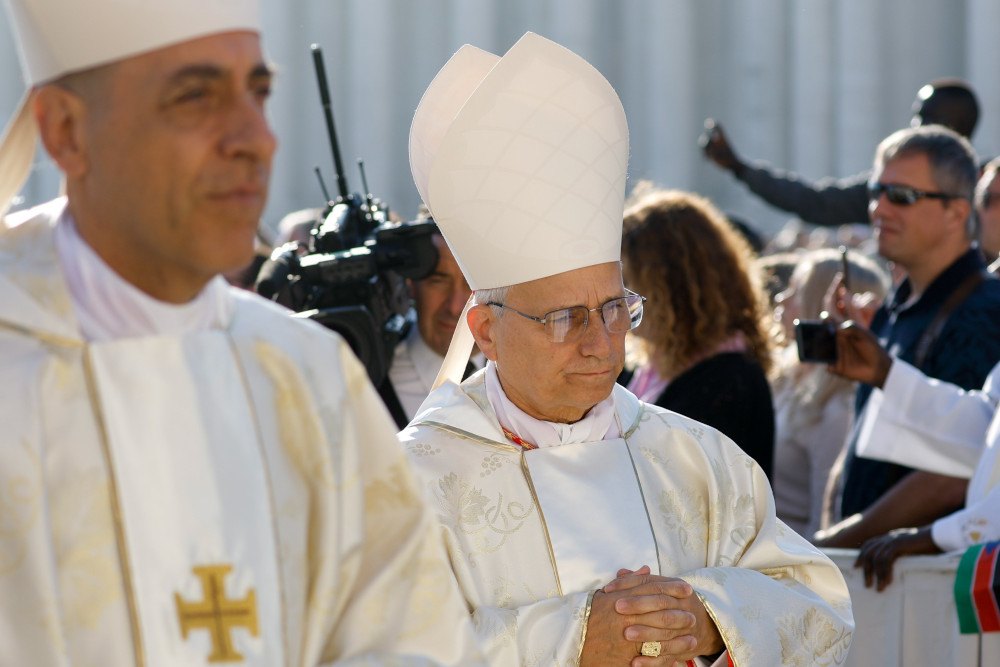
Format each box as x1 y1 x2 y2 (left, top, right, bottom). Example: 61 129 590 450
2 0 998 236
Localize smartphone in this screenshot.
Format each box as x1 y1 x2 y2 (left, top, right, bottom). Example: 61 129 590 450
840 245 850 292
794 318 838 363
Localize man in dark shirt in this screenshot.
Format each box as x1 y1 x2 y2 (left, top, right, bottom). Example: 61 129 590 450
816 125 1000 547
700 79 980 226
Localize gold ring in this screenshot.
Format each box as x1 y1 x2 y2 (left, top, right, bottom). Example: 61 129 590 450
640 641 662 657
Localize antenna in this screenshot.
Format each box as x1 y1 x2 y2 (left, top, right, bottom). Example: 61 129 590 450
358 160 376 217
311 44 349 200
314 166 332 205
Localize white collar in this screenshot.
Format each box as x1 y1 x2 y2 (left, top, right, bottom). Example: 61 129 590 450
54 210 232 342
484 360 619 448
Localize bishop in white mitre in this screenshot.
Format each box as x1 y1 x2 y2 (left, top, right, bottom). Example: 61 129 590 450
0 0 483 665
400 32 854 666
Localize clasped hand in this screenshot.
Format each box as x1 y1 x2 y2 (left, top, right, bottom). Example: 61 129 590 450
580 566 724 667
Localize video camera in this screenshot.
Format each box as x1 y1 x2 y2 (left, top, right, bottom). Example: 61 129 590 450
255 45 438 388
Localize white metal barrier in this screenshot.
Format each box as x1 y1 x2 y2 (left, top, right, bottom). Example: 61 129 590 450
825 549 1000 666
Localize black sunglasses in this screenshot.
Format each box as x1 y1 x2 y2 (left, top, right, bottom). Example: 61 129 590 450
868 182 961 206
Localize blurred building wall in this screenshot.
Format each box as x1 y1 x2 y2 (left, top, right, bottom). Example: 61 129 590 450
2 0 996 238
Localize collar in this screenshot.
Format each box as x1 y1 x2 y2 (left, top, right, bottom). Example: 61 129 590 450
483 361 620 448
887 248 986 317
404 325 447 395
54 208 232 342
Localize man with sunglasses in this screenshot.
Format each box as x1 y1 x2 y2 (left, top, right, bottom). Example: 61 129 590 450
400 32 853 667
817 125 1000 549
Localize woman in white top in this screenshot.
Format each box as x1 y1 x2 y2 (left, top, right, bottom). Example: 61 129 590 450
770 248 890 538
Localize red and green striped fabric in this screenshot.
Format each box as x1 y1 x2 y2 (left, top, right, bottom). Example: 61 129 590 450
955 541 1000 634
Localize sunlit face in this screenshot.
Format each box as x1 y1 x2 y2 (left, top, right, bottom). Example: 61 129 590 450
870 153 960 271
70 31 276 302
977 169 1000 260
470 262 627 423
412 234 472 357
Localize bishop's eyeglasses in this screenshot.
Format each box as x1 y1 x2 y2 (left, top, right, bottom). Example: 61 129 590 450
486 289 646 343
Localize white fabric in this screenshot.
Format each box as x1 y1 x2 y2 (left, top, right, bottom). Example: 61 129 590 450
389 325 448 420
5 0 260 85
53 203 231 342
90 335 282 665
483 360 618 447
771 362 856 538
523 438 660 592
390 325 485 421
400 377 855 666
856 359 998 478
409 32 628 291
855 358 1000 552
0 200 485 666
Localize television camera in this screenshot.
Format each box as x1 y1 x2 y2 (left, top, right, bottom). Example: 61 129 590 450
255 45 438 390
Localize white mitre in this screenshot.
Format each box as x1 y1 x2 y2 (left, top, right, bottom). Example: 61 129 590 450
0 0 261 216
409 32 629 388
410 31 628 291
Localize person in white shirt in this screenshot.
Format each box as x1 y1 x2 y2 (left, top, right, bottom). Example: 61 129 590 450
830 322 1000 590
0 0 483 664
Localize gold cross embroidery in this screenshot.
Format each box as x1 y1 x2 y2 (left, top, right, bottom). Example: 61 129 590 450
175 564 259 662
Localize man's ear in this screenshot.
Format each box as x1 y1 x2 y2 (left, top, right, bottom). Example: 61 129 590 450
467 304 499 361
945 197 973 235
33 85 90 179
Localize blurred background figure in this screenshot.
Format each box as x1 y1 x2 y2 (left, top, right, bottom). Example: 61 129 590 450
755 252 801 309
700 78 980 227
769 248 891 538
975 157 1000 269
386 213 477 427
621 184 778 478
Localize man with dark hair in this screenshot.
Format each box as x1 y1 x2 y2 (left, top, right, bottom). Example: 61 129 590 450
817 125 1000 548
0 0 483 663
701 78 981 226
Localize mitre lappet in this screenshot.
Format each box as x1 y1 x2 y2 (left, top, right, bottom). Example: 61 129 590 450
0 0 260 217
409 31 629 388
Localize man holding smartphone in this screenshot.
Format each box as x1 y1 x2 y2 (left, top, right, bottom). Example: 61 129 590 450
816 125 1000 549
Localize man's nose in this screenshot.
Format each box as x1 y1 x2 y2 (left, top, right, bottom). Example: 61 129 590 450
579 309 613 356
222 94 278 163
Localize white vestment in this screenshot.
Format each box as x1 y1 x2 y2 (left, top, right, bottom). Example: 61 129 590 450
0 199 483 666
856 358 1000 551
399 373 854 666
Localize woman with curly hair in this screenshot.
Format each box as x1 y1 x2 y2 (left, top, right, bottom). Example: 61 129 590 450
622 185 778 478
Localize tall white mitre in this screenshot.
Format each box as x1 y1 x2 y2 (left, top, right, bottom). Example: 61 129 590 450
409 32 629 386
0 0 260 217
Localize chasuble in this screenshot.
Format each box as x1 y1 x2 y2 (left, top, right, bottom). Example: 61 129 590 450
400 375 854 666
0 200 483 666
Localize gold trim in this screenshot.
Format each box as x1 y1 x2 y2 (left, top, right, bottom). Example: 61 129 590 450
692 589 735 665
519 452 562 596
576 589 597 663
622 437 661 571
0 319 84 349
82 348 145 667
421 420 522 452
228 335 290 664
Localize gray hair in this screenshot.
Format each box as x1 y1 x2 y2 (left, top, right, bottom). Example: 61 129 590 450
475 285 513 318
874 125 979 239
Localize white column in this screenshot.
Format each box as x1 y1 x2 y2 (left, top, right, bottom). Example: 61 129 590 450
967 0 1000 160
789 0 835 180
